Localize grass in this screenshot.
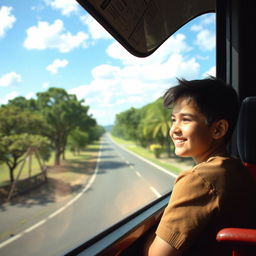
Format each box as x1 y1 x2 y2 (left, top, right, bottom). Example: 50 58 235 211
110 134 182 175
0 157 43 186
0 137 184 187
0 141 101 186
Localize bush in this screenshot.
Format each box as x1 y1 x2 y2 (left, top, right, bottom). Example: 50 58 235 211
149 144 162 158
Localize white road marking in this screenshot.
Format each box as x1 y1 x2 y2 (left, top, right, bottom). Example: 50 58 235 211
24 219 47 233
0 233 22 248
135 171 142 177
0 144 102 249
110 135 175 199
150 186 162 198
109 135 178 179
48 206 67 219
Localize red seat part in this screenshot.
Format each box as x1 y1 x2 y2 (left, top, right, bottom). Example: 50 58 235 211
217 228 256 244
244 163 256 183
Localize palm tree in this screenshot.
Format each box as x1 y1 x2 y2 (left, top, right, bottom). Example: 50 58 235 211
143 98 172 157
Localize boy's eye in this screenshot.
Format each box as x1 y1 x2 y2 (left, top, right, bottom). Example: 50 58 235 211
182 118 191 122
171 118 176 122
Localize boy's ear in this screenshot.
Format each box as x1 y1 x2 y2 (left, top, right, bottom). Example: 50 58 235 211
212 119 229 140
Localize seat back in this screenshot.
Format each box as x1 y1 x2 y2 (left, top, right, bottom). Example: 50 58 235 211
237 97 256 181
216 97 256 256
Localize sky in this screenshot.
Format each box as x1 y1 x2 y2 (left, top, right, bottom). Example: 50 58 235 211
0 0 216 126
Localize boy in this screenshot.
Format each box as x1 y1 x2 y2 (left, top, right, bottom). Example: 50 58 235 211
147 77 256 256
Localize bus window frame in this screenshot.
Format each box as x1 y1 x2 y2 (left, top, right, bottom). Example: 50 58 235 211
65 0 256 255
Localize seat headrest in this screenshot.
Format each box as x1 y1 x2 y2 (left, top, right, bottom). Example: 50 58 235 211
237 97 256 164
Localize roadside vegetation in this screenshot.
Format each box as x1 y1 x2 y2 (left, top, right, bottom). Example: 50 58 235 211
111 97 194 174
0 142 100 187
0 91 193 197
112 98 173 157
0 87 104 185
110 135 193 175
0 141 101 204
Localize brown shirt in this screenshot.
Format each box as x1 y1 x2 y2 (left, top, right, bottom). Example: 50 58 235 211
156 156 256 256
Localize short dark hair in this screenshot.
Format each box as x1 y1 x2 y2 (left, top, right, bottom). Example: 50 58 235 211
163 77 239 142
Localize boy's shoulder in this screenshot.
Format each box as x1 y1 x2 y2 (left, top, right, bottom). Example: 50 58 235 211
178 156 248 192
181 156 243 175
194 156 244 175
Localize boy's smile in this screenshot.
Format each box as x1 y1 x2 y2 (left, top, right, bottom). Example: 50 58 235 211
170 97 218 163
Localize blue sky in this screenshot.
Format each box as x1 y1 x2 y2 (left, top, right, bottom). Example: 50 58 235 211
0 1 216 126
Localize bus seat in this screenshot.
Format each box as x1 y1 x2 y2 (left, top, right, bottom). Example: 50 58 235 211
216 96 256 256
237 96 256 182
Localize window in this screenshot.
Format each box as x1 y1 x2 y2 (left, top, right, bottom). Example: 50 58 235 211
0 1 215 255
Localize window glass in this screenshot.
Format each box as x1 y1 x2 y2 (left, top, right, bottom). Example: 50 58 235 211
0 1 215 255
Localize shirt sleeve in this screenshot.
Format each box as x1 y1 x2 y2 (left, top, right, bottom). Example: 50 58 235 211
156 170 219 251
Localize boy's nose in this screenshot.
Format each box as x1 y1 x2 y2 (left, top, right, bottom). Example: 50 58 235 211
170 123 181 136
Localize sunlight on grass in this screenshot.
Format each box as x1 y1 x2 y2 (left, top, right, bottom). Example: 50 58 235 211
0 141 101 186
0 156 43 186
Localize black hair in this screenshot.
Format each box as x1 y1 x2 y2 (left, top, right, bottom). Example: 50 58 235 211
163 77 239 142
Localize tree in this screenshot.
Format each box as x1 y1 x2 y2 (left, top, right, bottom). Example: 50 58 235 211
0 134 50 183
0 105 50 183
7 96 37 111
36 88 95 165
142 98 172 156
0 105 46 136
112 107 141 141
88 125 105 142
68 128 89 155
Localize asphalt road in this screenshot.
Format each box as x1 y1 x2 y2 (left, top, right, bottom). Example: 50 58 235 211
0 135 176 256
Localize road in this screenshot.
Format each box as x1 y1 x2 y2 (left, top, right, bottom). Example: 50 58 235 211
0 135 176 256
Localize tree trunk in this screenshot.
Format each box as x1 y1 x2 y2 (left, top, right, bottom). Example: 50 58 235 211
61 135 67 160
165 131 171 158
9 168 15 183
54 148 61 166
7 160 17 183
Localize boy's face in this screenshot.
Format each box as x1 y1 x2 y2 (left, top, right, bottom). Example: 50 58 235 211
170 97 216 163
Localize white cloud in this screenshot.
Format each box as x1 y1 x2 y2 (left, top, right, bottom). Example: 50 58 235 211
203 66 216 77
69 35 200 125
138 54 199 81
0 6 16 38
80 14 112 40
1 91 18 104
42 82 50 89
44 0 79 16
46 59 69 74
201 14 215 26
0 72 22 87
23 19 89 52
191 14 216 51
191 13 215 31
126 96 144 105
195 29 215 51
106 33 190 66
190 25 202 32
91 64 121 80
25 92 35 99
69 60 199 125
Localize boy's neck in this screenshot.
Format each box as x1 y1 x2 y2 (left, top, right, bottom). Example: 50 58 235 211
194 144 228 164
